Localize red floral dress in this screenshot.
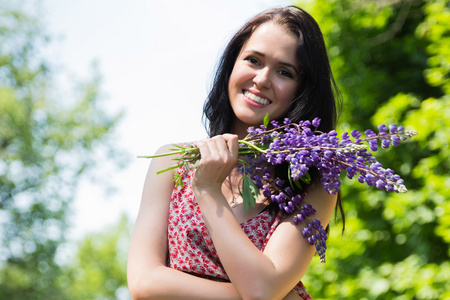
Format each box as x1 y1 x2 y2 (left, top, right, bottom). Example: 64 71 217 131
168 166 312 300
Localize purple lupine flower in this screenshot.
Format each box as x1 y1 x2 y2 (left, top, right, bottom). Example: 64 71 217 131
351 129 361 138
389 124 398 134
381 139 391 149
378 124 388 132
235 119 416 261
312 117 321 128
391 136 401 146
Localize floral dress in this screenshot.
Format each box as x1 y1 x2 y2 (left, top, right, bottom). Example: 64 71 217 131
168 166 312 300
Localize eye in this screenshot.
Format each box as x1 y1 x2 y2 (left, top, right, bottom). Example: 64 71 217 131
244 56 260 66
278 69 293 79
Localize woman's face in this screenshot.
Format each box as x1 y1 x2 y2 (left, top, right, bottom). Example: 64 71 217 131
228 22 300 136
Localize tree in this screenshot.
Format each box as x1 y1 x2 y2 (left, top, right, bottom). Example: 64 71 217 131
58 214 131 300
297 0 450 299
0 2 126 298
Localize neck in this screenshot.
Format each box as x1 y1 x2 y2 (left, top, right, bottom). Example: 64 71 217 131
231 119 250 140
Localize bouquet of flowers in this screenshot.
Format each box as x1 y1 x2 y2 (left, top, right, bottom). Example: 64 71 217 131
140 115 418 262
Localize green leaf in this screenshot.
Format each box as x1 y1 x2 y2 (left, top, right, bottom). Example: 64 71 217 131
263 113 270 128
288 166 295 189
172 172 184 188
242 175 259 211
300 172 311 184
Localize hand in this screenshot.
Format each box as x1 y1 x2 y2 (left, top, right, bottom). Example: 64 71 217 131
193 134 239 194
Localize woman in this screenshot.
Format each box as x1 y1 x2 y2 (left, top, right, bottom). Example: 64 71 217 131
128 6 342 300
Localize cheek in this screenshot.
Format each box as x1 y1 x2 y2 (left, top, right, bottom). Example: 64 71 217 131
229 64 252 90
228 74 238 97
228 71 238 92
276 81 298 104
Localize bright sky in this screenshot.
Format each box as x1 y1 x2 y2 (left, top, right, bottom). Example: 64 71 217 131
42 0 294 240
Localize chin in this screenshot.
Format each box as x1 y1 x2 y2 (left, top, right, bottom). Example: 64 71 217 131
243 117 266 127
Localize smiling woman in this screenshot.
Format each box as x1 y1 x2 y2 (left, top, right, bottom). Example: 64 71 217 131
228 22 300 137
127 6 341 300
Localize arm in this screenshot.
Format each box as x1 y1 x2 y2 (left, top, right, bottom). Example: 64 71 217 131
193 135 337 300
127 144 241 300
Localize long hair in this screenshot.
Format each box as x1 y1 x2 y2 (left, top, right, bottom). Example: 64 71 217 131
203 6 344 230
203 5 342 136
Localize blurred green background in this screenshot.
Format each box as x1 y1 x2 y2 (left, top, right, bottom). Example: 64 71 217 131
297 0 450 299
1 0 449 299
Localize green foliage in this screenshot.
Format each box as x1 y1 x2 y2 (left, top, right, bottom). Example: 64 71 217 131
59 215 131 300
297 0 450 298
242 175 259 211
0 2 126 298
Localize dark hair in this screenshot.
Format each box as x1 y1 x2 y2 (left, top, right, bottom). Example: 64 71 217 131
203 6 344 230
203 5 342 136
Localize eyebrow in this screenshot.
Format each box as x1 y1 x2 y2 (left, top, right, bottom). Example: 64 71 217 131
242 49 299 75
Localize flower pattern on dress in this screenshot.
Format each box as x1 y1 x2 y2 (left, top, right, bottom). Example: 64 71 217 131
168 166 312 300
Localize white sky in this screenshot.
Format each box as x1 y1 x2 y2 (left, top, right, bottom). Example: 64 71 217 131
41 0 294 241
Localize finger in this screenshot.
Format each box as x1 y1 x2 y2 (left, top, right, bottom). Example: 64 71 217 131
222 133 238 143
194 140 211 159
222 134 239 159
196 138 225 167
211 135 230 158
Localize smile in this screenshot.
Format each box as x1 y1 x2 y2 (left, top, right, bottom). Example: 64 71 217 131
244 90 271 105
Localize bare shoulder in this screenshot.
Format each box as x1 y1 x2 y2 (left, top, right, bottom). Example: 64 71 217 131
302 182 337 227
144 143 183 178
141 144 180 200
261 183 338 285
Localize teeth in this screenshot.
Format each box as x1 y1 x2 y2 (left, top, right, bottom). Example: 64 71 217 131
244 91 270 105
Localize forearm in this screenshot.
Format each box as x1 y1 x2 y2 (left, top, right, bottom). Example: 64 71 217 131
195 183 337 300
128 264 241 300
195 190 294 300
192 135 315 299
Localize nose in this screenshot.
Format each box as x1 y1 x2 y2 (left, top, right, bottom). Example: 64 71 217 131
253 67 271 89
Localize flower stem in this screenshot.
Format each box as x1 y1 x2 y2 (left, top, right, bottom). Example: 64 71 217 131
238 140 267 154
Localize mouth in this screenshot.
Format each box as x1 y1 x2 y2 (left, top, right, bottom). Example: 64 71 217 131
243 90 271 105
